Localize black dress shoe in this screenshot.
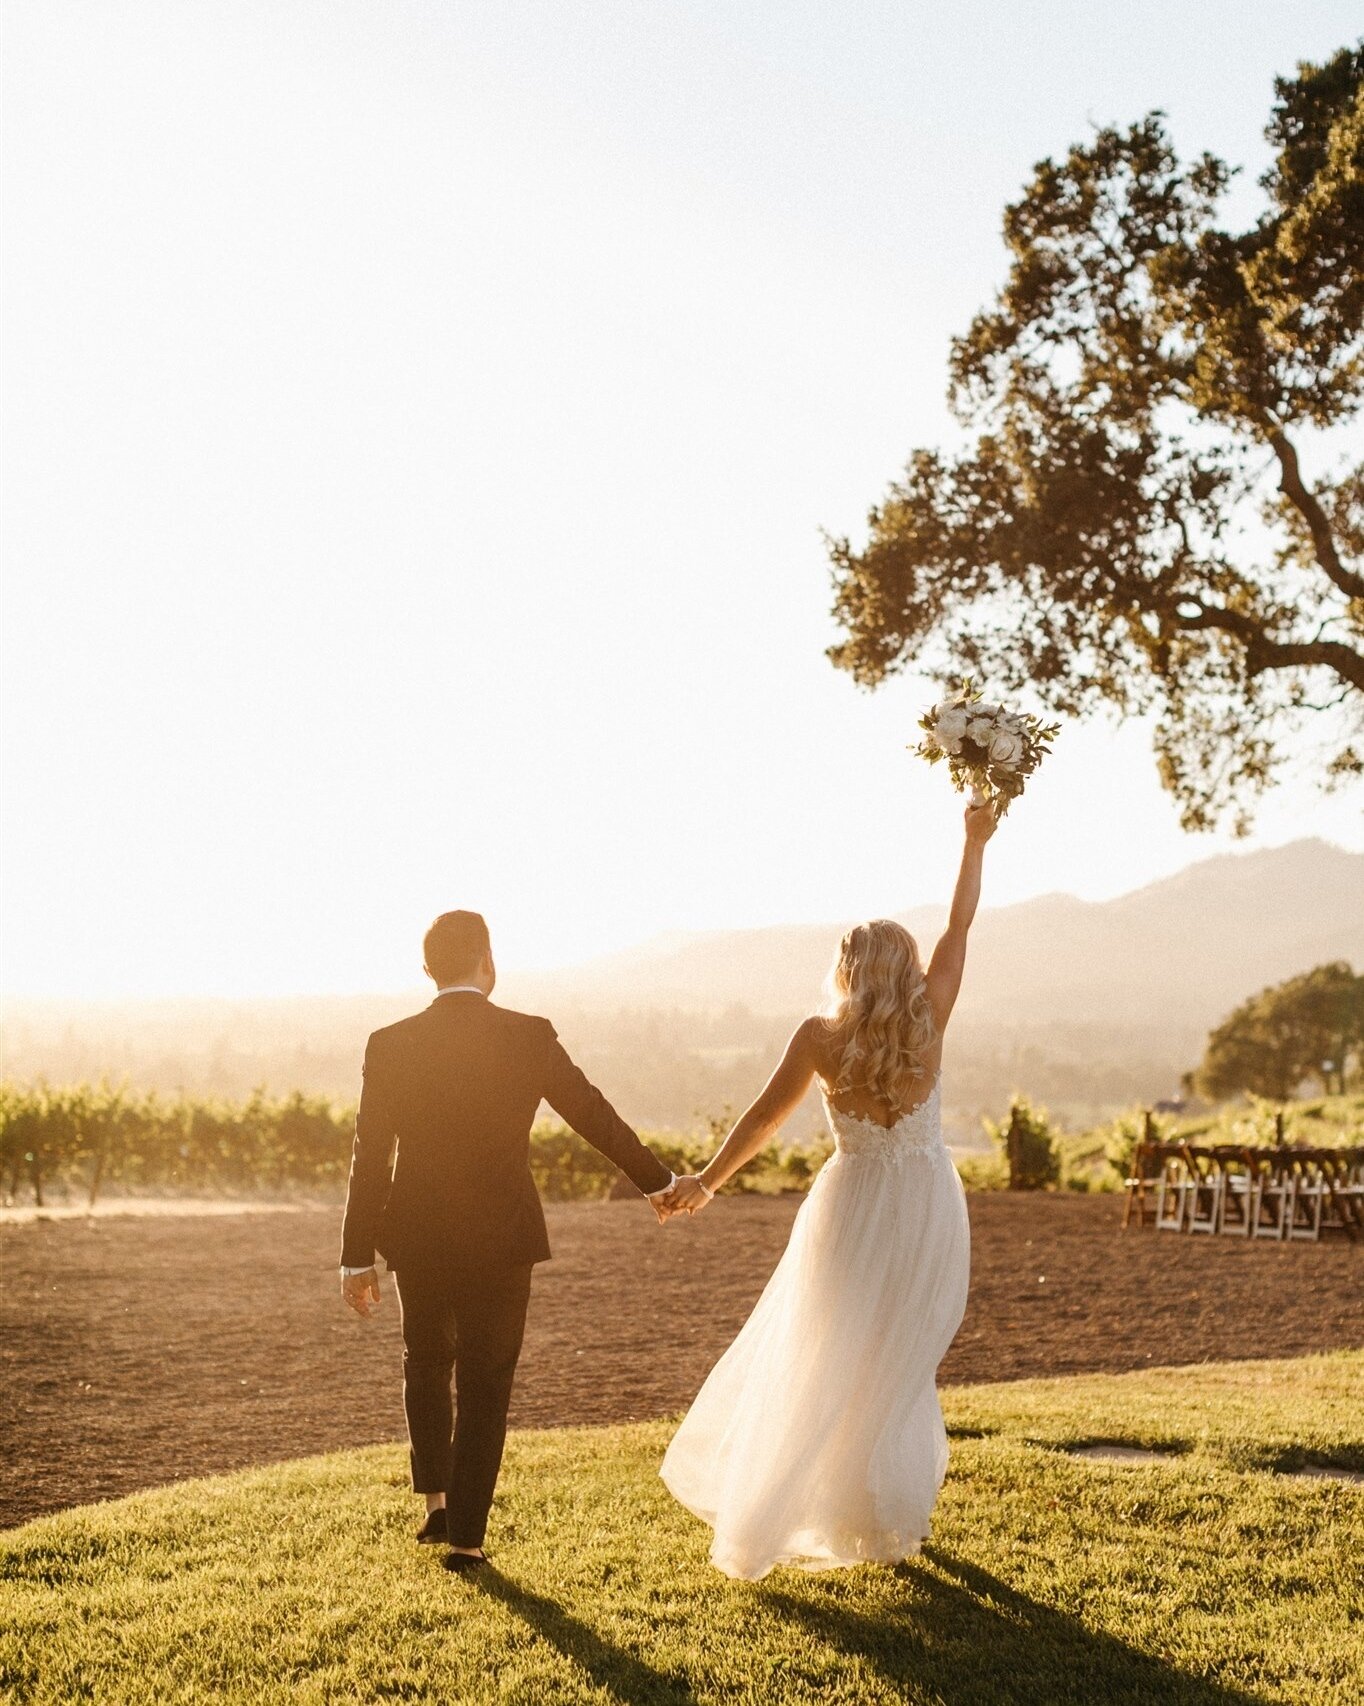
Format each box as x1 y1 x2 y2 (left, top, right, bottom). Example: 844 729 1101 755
442 1549 488 1574
416 1509 448 1545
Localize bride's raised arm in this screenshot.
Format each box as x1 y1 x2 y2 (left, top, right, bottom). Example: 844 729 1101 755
925 798 998 1034
666 1020 821 1214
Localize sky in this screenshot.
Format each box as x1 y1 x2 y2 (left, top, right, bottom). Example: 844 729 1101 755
2 1 1361 998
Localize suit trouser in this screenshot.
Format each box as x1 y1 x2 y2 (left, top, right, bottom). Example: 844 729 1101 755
394 1262 534 1548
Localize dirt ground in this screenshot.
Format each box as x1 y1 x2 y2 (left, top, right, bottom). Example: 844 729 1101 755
3 1194 1361 1529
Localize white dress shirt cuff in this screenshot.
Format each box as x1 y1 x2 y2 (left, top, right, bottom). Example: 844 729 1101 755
340 1264 375 1277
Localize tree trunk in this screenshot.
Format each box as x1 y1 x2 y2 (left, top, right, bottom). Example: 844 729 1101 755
28 1152 43 1208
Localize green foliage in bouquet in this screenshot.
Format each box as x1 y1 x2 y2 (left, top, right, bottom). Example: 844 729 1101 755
914 680 1059 814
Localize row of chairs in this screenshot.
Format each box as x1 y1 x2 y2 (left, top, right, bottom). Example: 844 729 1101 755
1123 1141 1364 1242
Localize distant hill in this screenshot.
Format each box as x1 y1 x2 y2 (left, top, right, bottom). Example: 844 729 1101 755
507 837 1364 1027
2 838 1360 1144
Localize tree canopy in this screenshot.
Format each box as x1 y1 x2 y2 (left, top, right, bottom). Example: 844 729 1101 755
828 46 1364 832
1196 960 1363 1101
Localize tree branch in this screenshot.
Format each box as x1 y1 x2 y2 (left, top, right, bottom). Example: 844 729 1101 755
1173 600 1364 689
1267 427 1364 600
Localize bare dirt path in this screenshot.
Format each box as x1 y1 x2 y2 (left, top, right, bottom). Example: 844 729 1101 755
3 1195 1361 1528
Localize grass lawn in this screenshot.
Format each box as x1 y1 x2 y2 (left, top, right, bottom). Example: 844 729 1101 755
3 1353 1361 1706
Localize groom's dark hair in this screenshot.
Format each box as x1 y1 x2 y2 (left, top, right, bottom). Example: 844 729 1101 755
424 910 491 983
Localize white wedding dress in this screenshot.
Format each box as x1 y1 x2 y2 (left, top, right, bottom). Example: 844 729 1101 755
660 1071 970 1580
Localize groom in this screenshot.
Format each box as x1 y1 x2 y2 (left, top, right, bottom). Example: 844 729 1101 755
339 910 677 1573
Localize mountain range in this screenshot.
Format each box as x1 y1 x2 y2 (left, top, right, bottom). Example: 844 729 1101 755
509 836 1362 1026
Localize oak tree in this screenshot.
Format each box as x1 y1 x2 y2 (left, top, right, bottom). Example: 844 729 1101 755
828 47 1364 831
1196 960 1363 1100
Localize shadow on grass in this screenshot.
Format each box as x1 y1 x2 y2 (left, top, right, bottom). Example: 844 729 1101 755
1265 1444 1364 1476
476 1569 697 1705
761 1549 1269 1706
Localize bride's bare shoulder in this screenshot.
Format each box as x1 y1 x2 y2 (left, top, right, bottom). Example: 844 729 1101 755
795 1014 839 1075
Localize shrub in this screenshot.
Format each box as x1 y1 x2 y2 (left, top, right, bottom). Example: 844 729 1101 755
955 1150 1009 1191
985 1097 1061 1190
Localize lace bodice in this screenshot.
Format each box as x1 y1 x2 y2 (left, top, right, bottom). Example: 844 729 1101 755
822 1072 945 1162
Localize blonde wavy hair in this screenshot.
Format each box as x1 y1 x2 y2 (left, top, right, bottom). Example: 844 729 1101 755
821 919 938 1114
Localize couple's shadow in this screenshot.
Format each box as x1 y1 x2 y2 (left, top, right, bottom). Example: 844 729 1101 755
476 1548 1267 1706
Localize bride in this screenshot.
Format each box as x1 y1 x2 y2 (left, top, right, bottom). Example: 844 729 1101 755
658 797 997 1579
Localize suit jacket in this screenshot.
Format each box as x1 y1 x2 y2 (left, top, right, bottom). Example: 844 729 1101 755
339 992 671 1272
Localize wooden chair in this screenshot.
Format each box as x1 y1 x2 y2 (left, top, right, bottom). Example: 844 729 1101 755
1213 1145 1254 1235
1316 1151 1363 1243
1249 1148 1295 1240
1285 1151 1331 1242
1122 1138 1174 1229
1183 1145 1222 1235
1154 1148 1193 1231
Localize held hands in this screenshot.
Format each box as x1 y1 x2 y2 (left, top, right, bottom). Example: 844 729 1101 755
655 1174 715 1221
341 1267 382 1318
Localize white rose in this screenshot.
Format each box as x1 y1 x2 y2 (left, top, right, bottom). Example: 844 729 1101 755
934 707 967 755
966 716 995 745
988 729 1023 767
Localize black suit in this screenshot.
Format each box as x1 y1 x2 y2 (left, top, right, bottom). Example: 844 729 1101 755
340 990 670 1546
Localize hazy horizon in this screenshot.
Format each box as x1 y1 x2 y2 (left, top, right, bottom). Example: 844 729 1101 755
5 835 1357 1136
1 833 1355 1005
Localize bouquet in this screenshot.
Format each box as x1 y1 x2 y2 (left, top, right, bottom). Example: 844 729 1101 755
913 682 1058 815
